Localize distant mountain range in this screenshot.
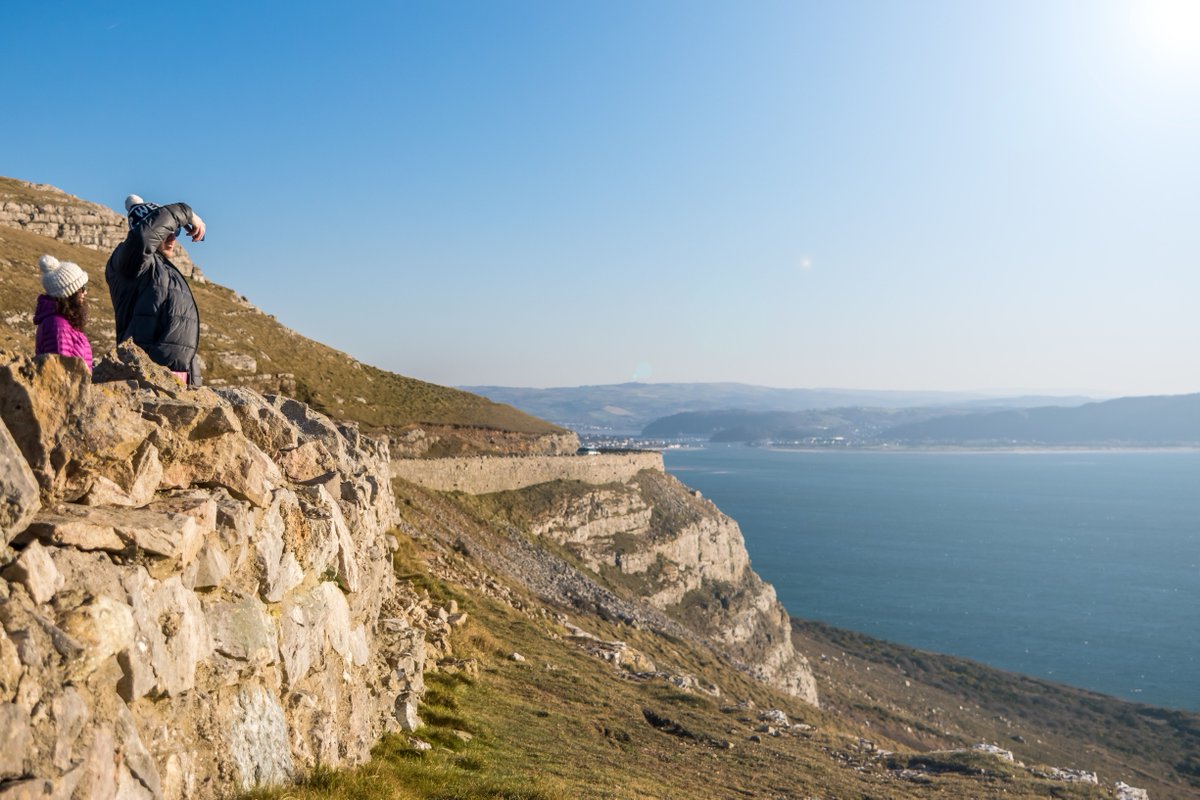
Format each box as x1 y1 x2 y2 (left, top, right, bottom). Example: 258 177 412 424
881 393 1200 446
644 394 1200 447
461 382 1094 434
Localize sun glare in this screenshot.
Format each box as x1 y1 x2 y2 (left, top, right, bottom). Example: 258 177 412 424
1139 0 1200 70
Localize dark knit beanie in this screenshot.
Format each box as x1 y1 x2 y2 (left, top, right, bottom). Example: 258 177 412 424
124 194 161 229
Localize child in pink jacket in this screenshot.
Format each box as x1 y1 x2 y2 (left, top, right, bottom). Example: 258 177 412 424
34 254 93 370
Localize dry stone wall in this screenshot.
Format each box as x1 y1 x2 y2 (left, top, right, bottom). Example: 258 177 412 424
391 451 664 494
0 179 202 280
0 344 426 799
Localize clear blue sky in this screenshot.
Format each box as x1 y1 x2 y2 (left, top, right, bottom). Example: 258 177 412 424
3 1 1197 396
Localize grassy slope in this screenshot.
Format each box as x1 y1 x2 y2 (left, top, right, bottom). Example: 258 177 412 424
250 520 1115 800
0 177 558 434
792 620 1200 800
399 477 1199 799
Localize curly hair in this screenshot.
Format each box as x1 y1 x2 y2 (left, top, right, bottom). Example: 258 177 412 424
55 288 88 331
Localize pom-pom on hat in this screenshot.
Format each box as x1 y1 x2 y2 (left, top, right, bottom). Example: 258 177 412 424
39 254 88 299
125 193 160 229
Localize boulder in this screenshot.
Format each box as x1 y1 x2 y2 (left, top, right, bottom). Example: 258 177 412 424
91 341 189 398
0 350 151 506
160 434 282 508
0 418 39 545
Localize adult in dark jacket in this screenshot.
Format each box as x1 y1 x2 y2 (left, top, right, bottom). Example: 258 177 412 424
106 195 207 386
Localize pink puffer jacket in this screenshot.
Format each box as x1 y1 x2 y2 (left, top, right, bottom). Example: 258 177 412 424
34 295 93 370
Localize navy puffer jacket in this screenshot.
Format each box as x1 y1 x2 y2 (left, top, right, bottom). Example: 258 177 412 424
105 203 202 386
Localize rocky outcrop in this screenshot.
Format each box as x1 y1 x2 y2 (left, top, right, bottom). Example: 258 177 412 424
440 466 820 706
0 179 203 280
0 344 424 798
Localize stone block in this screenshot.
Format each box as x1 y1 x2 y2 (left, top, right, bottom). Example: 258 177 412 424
3 540 63 604
227 685 294 791
161 434 281 508
59 595 135 681
214 387 299 456
206 597 278 665
81 441 162 508
51 687 89 770
24 504 201 564
0 702 30 779
122 571 212 698
185 540 231 589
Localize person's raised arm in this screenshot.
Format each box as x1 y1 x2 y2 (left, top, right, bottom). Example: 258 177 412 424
114 203 196 279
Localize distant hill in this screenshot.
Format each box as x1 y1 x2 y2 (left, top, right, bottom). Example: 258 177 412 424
0 176 562 447
882 394 1200 446
642 407 939 441
463 382 1087 434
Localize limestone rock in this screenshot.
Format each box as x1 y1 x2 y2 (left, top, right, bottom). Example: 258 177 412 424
279 582 354 687
1116 783 1150 800
227 685 294 791
184 540 230 589
160 433 282 508
0 702 30 779
0 351 149 505
75 725 119 799
253 492 305 603
206 597 278 665
2 540 63 604
217 352 257 373
0 418 39 545
121 571 212 698
81 441 162 508
92 341 191 398
214 387 299 456
51 687 90 771
296 483 360 593
0 629 21 701
24 503 203 565
59 595 136 680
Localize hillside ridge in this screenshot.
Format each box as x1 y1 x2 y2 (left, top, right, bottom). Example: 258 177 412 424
0 176 567 453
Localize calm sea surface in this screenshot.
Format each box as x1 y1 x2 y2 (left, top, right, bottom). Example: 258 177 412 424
661 446 1200 711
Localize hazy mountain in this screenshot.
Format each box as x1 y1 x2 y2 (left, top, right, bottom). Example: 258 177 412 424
881 393 1200 446
642 407 940 441
463 382 1090 434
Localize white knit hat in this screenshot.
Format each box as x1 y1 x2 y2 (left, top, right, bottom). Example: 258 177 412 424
39 255 89 299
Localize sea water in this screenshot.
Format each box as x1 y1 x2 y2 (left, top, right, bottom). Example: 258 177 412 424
661 446 1200 711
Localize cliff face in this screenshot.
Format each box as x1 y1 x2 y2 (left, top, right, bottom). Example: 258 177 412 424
446 468 819 706
0 178 203 280
0 345 431 798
